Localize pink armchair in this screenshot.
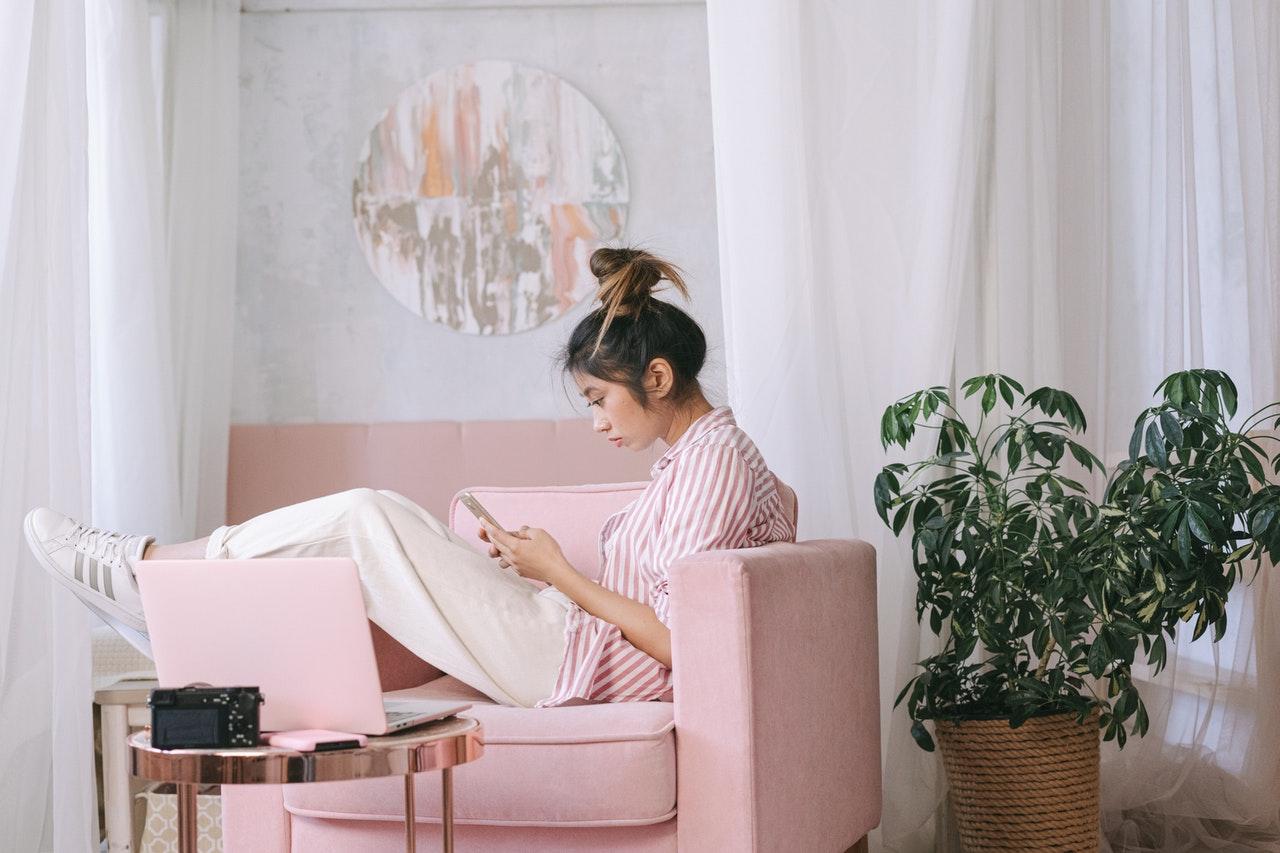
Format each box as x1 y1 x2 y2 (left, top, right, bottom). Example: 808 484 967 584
219 480 881 851
217 418 879 851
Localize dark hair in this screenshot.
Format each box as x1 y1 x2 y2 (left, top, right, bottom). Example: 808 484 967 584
555 246 708 412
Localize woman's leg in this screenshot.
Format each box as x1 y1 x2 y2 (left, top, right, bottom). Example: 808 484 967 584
141 537 211 560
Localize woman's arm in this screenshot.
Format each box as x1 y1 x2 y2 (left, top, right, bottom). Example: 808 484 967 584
550 560 672 668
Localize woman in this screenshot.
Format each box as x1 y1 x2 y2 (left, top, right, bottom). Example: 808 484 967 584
24 247 797 708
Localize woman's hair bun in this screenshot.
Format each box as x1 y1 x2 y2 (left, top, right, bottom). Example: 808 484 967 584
589 246 688 314
587 245 691 357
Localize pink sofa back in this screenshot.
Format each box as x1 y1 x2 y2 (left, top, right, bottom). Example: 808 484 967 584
227 417 664 525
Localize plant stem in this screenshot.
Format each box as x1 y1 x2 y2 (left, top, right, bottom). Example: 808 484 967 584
1034 635 1056 680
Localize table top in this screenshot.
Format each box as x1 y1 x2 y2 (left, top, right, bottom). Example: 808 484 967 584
129 715 483 785
95 678 160 706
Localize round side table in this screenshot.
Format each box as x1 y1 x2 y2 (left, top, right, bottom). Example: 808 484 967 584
129 715 483 853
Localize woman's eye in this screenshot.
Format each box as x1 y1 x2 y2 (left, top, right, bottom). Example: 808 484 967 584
590 397 604 407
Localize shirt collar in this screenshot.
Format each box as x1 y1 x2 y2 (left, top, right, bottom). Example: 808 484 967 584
649 406 736 478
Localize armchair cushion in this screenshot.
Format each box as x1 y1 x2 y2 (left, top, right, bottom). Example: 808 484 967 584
281 676 676 827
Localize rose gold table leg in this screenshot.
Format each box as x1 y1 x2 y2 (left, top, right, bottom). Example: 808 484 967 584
404 771 416 853
442 767 454 852
177 782 198 853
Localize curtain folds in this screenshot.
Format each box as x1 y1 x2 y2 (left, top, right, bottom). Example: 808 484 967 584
1 1 98 849
706 1 1280 850
1 0 238 847
88 0 240 547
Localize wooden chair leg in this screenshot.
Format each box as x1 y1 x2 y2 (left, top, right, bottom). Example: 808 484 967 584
844 836 869 853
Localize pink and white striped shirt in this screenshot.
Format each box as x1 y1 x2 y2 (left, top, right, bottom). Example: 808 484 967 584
535 406 797 708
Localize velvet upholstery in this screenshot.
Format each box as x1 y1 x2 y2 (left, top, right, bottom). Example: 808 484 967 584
219 420 880 851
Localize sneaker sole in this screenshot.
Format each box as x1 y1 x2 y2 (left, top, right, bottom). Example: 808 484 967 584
22 511 150 636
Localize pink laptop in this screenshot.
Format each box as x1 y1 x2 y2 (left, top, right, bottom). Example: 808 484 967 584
134 557 471 735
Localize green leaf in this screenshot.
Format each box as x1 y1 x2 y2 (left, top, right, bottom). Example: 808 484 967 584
1186 506 1213 544
1192 607 1209 641
1180 373 1196 406
1239 444 1266 484
1135 698 1150 736
880 407 900 448
1129 422 1145 463
1159 411 1184 448
1068 441 1095 471
1149 634 1167 675
1113 687 1135 722
873 473 894 525
892 504 912 535
1145 422 1168 469
1088 640 1109 677
961 376 986 397
999 380 1015 409
1203 380 1221 416
981 381 997 415
1049 616 1069 650
1251 507 1277 540
1219 372 1239 417
893 675 918 709
1177 516 1193 566
910 719 935 752
1064 394 1088 431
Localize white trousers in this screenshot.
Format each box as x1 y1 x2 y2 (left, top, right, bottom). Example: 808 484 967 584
204 488 571 708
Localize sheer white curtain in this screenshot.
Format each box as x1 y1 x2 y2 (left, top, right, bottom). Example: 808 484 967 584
2 1 100 850
706 1 1279 850
956 3 1280 849
162 0 240 538
706 2 991 847
89 0 240 547
1 0 238 847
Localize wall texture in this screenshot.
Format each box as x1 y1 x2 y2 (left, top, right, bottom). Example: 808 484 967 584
236 0 722 424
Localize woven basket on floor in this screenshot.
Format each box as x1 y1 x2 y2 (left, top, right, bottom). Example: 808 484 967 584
934 708 1100 852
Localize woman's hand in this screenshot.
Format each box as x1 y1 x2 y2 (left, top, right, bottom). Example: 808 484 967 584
478 520 573 586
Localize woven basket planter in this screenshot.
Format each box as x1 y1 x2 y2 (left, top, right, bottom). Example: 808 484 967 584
934 708 1101 852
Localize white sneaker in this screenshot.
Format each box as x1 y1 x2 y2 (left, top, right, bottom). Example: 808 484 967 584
23 507 155 656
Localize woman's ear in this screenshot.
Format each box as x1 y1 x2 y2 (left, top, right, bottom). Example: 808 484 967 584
646 358 673 398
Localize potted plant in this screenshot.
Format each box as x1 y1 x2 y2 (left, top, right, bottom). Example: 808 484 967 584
873 369 1280 851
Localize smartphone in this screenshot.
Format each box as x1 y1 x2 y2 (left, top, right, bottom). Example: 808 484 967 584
266 729 368 752
458 491 507 533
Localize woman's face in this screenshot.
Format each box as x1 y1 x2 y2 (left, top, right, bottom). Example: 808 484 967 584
574 366 671 452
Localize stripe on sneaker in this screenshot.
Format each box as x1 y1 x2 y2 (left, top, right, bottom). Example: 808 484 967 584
102 558 114 600
88 557 100 593
74 552 84 583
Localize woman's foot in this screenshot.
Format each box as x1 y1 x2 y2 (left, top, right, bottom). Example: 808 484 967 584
23 507 154 654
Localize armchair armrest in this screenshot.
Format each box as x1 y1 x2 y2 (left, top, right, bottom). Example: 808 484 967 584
669 539 881 852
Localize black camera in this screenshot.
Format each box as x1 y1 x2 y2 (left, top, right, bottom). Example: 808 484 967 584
149 685 265 749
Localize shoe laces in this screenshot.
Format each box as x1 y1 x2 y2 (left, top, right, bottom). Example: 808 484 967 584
65 524 133 567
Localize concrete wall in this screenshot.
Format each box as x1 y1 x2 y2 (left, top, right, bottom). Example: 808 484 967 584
235 0 722 423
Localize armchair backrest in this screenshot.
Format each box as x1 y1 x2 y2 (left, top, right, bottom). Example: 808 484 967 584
448 477 798 582
449 481 647 581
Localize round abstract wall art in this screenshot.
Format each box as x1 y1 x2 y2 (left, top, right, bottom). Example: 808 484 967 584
352 61 629 334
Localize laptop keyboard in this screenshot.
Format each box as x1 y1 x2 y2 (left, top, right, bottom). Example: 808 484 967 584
385 710 421 724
